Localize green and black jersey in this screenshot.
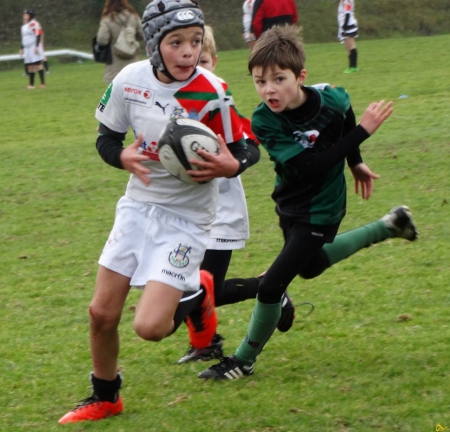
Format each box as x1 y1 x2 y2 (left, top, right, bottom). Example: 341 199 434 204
251 84 370 226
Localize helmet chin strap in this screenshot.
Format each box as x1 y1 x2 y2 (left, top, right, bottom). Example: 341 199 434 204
160 65 180 82
160 67 198 82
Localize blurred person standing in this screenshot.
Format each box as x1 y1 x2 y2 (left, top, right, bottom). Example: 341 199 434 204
337 0 359 73
251 0 298 40
19 9 45 89
242 0 256 51
96 0 144 83
41 30 50 74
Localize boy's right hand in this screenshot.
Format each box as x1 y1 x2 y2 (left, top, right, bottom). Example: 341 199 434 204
359 100 393 135
120 134 151 186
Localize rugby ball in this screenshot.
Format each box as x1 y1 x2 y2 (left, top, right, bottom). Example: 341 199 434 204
158 118 220 185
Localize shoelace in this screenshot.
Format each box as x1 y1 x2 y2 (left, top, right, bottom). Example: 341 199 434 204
297 301 315 317
74 396 99 409
209 356 241 373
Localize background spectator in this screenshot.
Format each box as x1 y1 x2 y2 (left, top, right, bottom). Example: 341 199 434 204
251 0 298 40
242 0 256 51
96 0 144 84
20 9 46 89
337 0 359 73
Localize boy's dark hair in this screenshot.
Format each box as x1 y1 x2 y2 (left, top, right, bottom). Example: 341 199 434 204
248 25 305 77
23 8 36 19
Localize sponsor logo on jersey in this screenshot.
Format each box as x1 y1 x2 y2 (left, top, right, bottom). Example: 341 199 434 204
122 83 154 108
155 101 169 114
98 83 113 112
293 129 319 149
139 139 160 161
161 269 186 281
215 239 239 243
168 244 192 268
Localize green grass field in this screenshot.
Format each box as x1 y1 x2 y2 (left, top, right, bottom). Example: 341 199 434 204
1 35 449 431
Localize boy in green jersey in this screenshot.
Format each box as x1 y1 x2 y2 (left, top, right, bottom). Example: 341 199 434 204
199 25 418 380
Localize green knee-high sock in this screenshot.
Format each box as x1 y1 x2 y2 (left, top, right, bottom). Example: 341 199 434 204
323 220 392 266
235 297 281 365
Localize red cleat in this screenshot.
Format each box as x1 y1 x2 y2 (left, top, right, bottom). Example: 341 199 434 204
58 396 123 424
185 270 218 349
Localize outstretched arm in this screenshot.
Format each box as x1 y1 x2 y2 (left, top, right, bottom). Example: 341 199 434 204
272 100 393 180
358 100 393 135
350 162 380 200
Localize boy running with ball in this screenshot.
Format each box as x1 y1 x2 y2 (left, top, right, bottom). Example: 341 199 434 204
58 0 259 423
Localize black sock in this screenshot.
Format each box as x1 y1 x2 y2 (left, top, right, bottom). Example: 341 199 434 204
217 277 259 306
90 372 122 402
200 249 232 306
38 69 45 85
172 289 204 333
44 60 49 72
29 72 35 86
350 48 357 68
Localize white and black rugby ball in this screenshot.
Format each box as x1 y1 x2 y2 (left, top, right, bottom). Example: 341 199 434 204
158 118 220 185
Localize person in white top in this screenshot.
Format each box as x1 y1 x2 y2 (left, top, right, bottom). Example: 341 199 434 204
19 9 45 89
337 0 359 73
242 0 256 51
58 0 260 425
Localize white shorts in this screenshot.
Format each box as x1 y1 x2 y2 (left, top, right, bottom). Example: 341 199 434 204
338 21 358 42
207 238 245 250
98 196 210 292
23 44 44 64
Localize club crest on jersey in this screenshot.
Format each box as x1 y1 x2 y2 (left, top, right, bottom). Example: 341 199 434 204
170 106 186 120
293 129 319 149
168 244 192 268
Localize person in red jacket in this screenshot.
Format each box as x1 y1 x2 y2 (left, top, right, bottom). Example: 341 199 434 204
251 0 298 40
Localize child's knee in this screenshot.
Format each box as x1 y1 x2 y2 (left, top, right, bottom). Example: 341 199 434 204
133 317 173 341
89 305 121 332
298 268 320 279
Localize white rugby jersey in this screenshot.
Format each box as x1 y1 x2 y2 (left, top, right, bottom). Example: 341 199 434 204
21 19 42 48
337 0 358 29
95 61 244 229
21 19 44 63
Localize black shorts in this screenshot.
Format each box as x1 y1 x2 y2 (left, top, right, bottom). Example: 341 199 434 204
279 218 341 244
